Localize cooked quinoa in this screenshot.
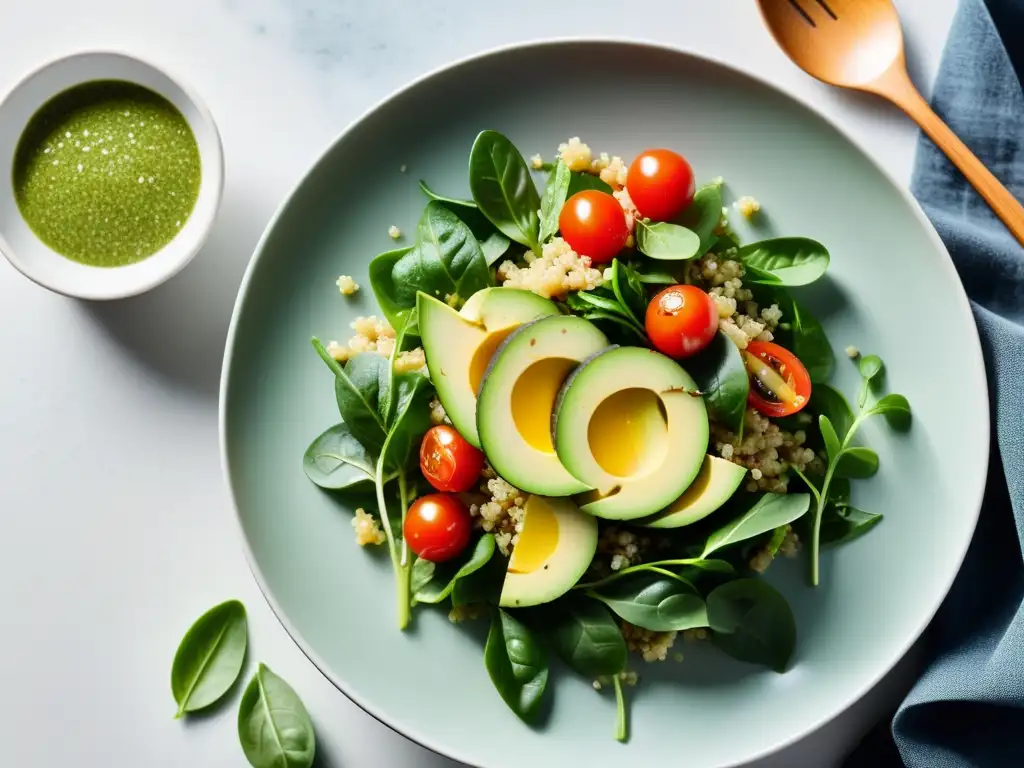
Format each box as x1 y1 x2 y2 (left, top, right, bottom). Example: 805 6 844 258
590 151 629 189
352 508 386 546
336 275 359 296
497 237 604 299
846 345 860 359
466 470 527 557
388 225 402 240
691 253 782 350
529 153 545 170
622 621 678 662
735 196 761 219
712 408 820 492
749 524 801 573
587 525 668 579
395 347 427 373
326 315 396 362
428 397 450 426
557 136 592 171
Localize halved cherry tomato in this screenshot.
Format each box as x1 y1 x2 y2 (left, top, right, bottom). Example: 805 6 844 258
558 190 628 264
419 425 485 493
404 494 472 563
645 284 718 358
626 149 696 222
743 341 812 418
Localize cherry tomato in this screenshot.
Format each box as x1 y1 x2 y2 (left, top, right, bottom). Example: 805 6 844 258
645 284 718 358
743 341 812 418
419 425 485 493
558 190 628 264
626 149 696 222
404 494 472 563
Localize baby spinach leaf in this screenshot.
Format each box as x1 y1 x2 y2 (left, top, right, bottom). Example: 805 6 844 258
679 183 723 255
820 504 883 546
819 415 841 463
788 299 834 383
590 574 708 632
302 424 374 491
469 130 541 251
828 477 851 506
379 371 434 474
413 535 497 604
311 339 388 455
868 393 912 430
859 354 883 383
810 383 855 441
378 310 418 425
610 259 647 324
452 549 508 606
707 578 796 672
410 558 435 595
635 220 701 261
171 600 248 718
418 181 511 266
539 159 571 243
237 664 315 768
701 493 810 558
368 246 415 330
834 447 879 479
484 608 549 723
567 289 631 318
567 171 613 196
688 331 749 434
418 179 475 208
628 256 680 284
737 237 829 286
543 596 627 679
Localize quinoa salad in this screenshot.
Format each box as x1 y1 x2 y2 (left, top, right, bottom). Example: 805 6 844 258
303 131 912 742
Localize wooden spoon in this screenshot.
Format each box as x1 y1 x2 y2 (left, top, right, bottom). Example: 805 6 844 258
758 0 1024 246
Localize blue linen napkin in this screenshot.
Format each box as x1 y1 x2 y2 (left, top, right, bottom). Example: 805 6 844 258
845 0 1024 765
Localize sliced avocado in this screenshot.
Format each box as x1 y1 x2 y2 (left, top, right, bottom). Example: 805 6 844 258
499 495 597 608
554 346 709 520
639 455 748 528
418 289 558 448
477 315 608 496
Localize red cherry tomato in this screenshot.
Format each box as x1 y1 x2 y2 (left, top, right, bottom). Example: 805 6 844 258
404 494 472 563
419 425 485 493
743 341 812 418
645 284 718 358
626 149 696 222
558 190 628 264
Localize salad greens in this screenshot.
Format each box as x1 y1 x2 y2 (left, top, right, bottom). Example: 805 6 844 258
484 608 549 723
238 664 316 768
171 600 248 718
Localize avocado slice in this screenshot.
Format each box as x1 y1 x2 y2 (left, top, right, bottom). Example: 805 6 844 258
499 495 597 608
418 289 558 448
554 346 710 520
639 455 748 528
477 315 609 496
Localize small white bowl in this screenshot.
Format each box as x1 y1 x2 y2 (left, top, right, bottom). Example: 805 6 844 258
0 51 224 300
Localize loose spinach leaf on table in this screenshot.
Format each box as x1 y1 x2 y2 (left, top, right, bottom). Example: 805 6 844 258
635 220 701 261
469 130 541 252
311 339 389 455
707 579 796 673
419 180 511 265
412 534 497 605
484 608 549 723
737 237 829 286
302 423 375 491
538 159 571 243
590 573 708 632
678 183 723 255
237 664 316 768
567 171 614 196
687 331 749 434
171 600 248 718
542 596 627 679
701 493 810 558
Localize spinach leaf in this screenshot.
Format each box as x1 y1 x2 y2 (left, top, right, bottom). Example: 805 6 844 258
819 415 841 463
539 159 571 243
868 393 912 430
469 130 541 251
413 535 496 604
237 664 315 768
810 383 855 441
820 504 883 546
567 171 613 196
311 339 388 455
484 608 549 723
688 331 749 434
635 220 701 261
610 259 647 324
171 600 248 718
367 247 415 330
628 256 681 284
590 574 708 632
543 595 627 678
834 446 879 479
418 180 511 266
858 354 883 384
788 299 834 383
379 371 434 474
701 493 810 558
679 183 723 255
707 578 796 672
738 237 829 286
302 424 375 491
566 289 632 318
452 549 508 606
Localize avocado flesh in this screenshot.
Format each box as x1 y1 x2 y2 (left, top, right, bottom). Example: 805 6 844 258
499 495 598 608
418 289 558 448
638 455 748 528
477 315 609 496
553 346 710 520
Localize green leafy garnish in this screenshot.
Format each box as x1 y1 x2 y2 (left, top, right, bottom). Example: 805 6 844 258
237 664 315 768
469 130 541 252
484 608 549 723
171 600 248 718
738 237 829 286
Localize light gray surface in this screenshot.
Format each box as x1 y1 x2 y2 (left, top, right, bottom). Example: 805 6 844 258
0 1 956 766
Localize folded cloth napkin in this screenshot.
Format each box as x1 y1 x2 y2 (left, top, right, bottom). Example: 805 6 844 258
845 0 1024 765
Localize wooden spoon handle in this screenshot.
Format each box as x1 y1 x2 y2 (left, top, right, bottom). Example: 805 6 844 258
872 63 1024 247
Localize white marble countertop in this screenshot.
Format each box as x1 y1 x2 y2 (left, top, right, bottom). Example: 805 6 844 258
0 1 957 765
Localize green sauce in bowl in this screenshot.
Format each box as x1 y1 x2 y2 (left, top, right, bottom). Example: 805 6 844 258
12 80 201 267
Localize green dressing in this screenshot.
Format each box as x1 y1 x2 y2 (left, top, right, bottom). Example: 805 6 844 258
12 80 201 267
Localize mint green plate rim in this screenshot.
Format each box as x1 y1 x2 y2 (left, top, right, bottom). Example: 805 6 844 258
219 39 989 768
